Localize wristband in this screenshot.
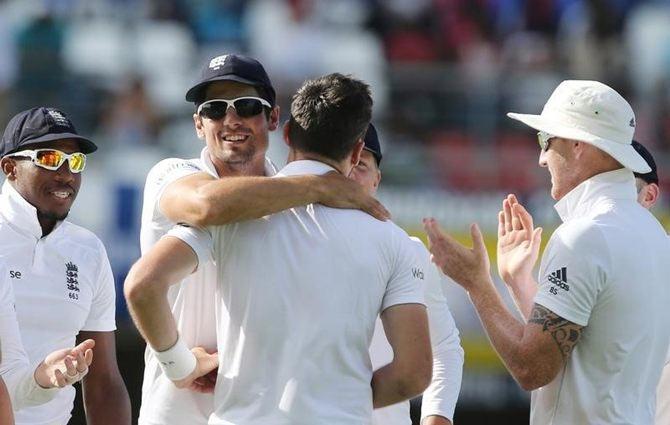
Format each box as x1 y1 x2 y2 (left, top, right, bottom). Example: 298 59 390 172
153 336 197 381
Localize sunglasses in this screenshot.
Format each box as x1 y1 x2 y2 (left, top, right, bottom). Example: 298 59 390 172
6 149 86 173
197 97 271 120
537 131 555 151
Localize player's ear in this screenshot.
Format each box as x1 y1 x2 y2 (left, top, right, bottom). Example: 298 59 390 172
351 139 365 167
193 113 205 140
0 157 17 180
268 106 280 131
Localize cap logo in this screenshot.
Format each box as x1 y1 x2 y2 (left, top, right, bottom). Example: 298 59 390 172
47 109 71 127
629 117 636 128
209 55 229 70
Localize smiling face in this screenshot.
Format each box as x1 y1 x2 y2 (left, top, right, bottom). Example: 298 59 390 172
193 80 279 174
349 150 381 195
1 138 82 233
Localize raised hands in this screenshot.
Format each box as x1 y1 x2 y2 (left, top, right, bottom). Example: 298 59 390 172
34 339 95 388
423 218 492 292
496 194 542 287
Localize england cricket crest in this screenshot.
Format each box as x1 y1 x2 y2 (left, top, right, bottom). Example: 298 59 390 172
209 55 229 70
66 261 80 300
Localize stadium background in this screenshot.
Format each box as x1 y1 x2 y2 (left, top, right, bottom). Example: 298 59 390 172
0 0 669 423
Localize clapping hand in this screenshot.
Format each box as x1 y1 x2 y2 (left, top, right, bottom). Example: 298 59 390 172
423 218 492 292
496 194 542 288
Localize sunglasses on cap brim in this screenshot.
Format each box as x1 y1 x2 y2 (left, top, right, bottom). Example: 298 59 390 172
197 97 271 120
5 148 87 173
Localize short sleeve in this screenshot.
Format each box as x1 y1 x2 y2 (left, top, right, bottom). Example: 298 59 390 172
534 221 608 327
381 229 426 311
81 243 117 331
166 224 214 270
409 240 463 422
143 158 203 221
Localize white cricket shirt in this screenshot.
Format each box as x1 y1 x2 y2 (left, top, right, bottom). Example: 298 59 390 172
138 148 276 425
370 237 463 425
655 236 670 425
0 261 60 411
0 181 117 425
170 159 426 425
531 169 670 425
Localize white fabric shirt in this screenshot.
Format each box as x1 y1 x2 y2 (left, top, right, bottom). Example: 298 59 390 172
370 237 463 424
531 169 670 425
0 181 117 425
170 159 426 425
0 261 60 411
138 148 276 425
654 235 670 425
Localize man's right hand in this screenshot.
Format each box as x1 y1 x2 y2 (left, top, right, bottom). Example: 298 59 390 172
317 172 390 221
34 339 95 388
496 194 542 287
173 347 218 393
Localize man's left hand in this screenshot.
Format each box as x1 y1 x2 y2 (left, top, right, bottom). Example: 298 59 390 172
423 218 492 292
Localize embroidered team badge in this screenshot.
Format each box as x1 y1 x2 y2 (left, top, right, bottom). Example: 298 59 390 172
209 55 229 70
66 262 80 300
47 109 71 127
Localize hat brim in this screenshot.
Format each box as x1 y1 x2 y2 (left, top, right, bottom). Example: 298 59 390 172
507 112 651 174
19 132 98 154
185 75 270 102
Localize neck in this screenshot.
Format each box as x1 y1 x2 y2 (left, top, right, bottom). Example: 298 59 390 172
211 155 266 177
580 161 624 184
289 150 349 175
37 213 57 237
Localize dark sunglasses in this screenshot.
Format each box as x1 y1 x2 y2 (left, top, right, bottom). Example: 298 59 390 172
197 97 271 120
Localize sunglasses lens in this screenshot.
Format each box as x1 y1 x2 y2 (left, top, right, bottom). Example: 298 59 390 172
35 150 64 169
233 98 265 118
69 153 86 172
537 132 551 151
199 102 228 120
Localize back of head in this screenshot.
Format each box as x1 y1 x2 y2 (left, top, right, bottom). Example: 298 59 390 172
288 73 372 161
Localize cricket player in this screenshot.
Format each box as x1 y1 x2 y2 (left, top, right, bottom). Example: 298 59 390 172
629 140 670 425
126 73 432 424
138 54 387 425
0 107 130 424
425 80 670 424
352 124 463 425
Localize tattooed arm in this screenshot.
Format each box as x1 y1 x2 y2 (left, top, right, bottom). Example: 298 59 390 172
469 283 583 390
423 218 584 391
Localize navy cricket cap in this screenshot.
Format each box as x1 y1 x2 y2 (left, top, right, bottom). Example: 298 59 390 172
185 54 276 106
363 123 382 165
1 107 97 157
632 140 659 185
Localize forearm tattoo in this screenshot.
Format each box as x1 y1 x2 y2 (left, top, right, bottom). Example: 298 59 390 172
528 304 583 360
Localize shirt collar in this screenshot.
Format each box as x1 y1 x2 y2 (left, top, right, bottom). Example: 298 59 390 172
554 168 637 222
200 147 278 177
277 160 337 177
0 180 60 239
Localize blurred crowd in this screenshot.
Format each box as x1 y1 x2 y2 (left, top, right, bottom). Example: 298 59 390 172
0 0 669 197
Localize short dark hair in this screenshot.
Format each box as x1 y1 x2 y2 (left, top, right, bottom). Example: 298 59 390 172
288 73 372 161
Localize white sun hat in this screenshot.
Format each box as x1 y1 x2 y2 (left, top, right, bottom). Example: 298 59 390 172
507 80 651 173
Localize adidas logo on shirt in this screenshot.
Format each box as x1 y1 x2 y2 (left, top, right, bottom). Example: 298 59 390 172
547 267 569 293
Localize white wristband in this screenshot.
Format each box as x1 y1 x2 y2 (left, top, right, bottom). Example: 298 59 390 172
153 337 197 381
